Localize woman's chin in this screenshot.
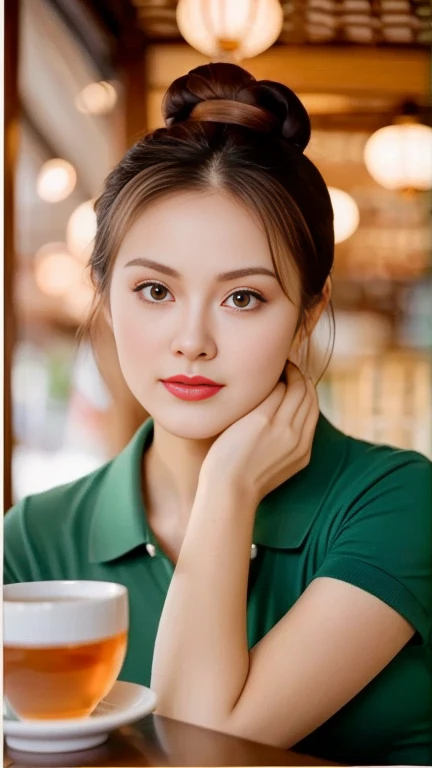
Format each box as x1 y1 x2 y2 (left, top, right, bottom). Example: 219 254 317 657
151 409 236 442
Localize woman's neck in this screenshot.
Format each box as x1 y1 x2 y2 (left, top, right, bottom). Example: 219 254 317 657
143 422 216 529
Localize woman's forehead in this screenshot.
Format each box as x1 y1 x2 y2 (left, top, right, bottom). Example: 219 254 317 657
115 189 273 270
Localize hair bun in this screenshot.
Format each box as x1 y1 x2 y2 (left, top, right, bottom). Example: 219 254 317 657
162 63 311 152
247 80 311 151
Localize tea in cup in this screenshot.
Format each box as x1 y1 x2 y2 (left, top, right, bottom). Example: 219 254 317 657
3 580 128 720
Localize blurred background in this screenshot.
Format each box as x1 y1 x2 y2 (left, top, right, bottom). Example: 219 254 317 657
4 0 432 508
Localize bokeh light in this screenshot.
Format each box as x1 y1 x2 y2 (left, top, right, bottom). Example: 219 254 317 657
34 243 83 297
75 81 118 115
66 200 97 262
176 0 283 59
328 187 360 244
36 159 77 203
364 123 432 191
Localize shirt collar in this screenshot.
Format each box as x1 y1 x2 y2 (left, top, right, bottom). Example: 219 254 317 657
88 419 154 563
88 412 349 563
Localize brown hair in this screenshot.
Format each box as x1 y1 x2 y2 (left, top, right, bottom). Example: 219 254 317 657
84 62 335 378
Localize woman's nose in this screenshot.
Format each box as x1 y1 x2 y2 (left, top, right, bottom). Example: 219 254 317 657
170 307 217 361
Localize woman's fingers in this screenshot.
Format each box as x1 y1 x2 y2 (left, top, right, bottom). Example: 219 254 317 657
292 378 320 456
279 363 319 450
276 361 309 422
250 381 286 424
247 360 316 437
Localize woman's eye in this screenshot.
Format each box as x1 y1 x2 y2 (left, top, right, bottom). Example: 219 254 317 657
224 290 264 310
135 282 173 302
134 283 265 310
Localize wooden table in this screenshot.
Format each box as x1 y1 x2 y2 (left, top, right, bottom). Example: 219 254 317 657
4 714 342 767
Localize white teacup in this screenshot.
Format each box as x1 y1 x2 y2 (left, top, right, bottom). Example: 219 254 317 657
3 581 129 721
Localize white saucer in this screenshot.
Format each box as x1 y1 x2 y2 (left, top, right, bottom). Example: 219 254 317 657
3 680 157 754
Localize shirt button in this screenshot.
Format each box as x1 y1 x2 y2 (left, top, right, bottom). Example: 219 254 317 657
146 543 156 557
250 544 258 560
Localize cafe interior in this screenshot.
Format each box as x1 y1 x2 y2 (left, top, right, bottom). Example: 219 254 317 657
4 0 432 511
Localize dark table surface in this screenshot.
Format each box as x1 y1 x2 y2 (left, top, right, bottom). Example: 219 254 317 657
4 714 344 767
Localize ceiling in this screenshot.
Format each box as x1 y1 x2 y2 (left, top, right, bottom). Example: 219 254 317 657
131 0 431 46
14 0 432 335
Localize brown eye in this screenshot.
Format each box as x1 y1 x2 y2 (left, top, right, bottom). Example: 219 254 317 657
224 290 266 311
232 292 251 308
134 282 173 303
149 284 168 301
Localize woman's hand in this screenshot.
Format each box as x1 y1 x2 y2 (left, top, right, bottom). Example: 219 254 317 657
200 362 320 506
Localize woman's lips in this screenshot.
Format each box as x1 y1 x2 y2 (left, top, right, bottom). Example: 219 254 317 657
161 381 224 401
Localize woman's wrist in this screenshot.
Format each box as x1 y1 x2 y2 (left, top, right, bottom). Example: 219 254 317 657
195 470 259 518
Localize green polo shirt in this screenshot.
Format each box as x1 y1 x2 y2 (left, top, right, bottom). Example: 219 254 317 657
4 414 432 765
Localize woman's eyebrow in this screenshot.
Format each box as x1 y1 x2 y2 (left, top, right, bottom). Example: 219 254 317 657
124 258 277 282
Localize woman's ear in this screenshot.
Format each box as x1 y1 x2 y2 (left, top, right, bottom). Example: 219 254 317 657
288 333 306 373
305 276 332 337
288 277 332 371
322 275 332 307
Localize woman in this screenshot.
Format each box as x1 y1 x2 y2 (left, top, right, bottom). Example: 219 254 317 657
4 63 431 765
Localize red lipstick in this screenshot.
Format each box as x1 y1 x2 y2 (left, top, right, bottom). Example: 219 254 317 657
164 375 222 386
161 375 224 401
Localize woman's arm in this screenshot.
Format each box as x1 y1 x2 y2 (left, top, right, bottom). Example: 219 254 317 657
150 477 414 748
151 480 255 723
151 365 421 747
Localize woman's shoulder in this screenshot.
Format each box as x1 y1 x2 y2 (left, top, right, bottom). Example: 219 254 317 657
328 416 432 491
5 459 112 526
311 415 432 549
321 422 432 578
3 459 114 583
4 421 153 584
4 418 153 537
312 413 431 510
313 421 432 646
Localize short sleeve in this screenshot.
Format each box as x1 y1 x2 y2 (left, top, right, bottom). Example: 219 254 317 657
3 498 38 584
314 452 432 645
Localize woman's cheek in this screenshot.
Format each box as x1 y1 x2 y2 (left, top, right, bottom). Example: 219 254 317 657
235 324 290 376
114 308 157 355
111 323 154 395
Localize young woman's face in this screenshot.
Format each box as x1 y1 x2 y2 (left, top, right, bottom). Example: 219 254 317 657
109 190 301 440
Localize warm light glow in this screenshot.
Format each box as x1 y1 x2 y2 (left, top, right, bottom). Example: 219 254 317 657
64 281 95 321
36 159 77 203
328 187 360 244
34 244 83 297
66 200 97 262
75 81 117 115
364 123 432 191
332 311 392 358
176 0 283 60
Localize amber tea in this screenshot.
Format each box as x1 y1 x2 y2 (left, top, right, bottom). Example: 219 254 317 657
3 581 129 721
